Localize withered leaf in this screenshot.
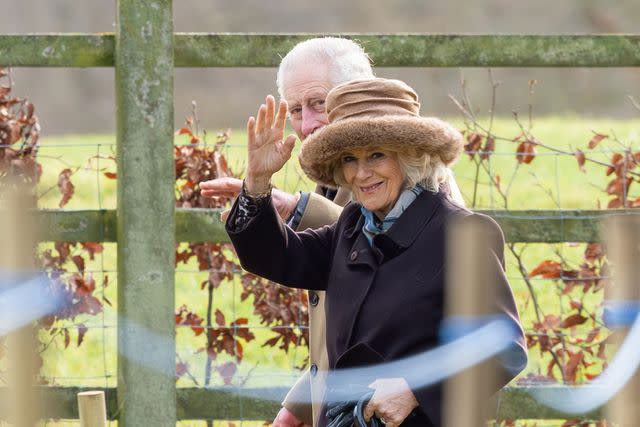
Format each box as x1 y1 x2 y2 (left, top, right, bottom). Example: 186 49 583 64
176 361 189 379
528 260 563 279
564 351 584 384
516 140 537 164
588 133 608 149
57 168 75 208
215 309 225 326
480 137 495 160
72 255 85 272
216 361 237 385
77 324 88 347
575 149 586 172
561 314 588 328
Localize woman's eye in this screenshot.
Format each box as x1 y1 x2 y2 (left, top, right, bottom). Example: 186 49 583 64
341 156 356 164
370 152 386 160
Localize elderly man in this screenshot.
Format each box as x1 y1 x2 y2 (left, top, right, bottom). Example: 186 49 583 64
202 37 374 427
200 37 464 427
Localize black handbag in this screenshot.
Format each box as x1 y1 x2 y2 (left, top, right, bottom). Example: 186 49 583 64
326 391 382 427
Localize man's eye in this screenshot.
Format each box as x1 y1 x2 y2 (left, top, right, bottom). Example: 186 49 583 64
312 99 326 111
289 107 302 115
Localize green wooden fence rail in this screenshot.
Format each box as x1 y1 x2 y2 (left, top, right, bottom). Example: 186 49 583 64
2 25 639 426
32 208 639 243
2 34 640 67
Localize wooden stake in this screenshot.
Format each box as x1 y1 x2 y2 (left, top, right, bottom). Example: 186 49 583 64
78 391 107 427
605 215 640 426
0 182 39 427
444 216 501 427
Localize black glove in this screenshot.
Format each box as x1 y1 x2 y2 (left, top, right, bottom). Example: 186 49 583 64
326 391 382 427
326 400 356 427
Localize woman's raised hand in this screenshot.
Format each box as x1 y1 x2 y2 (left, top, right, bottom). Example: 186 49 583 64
245 95 297 193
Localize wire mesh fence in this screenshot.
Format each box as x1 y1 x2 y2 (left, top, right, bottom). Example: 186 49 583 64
2 107 640 426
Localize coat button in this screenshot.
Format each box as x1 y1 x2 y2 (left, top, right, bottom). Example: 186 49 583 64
310 363 318 377
309 291 319 307
350 250 358 261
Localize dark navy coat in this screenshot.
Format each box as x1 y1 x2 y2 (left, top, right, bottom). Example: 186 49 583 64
227 190 527 427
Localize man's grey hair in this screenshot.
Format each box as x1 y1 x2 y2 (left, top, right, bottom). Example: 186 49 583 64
276 37 374 98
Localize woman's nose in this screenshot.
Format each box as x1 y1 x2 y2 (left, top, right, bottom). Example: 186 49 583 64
355 161 372 180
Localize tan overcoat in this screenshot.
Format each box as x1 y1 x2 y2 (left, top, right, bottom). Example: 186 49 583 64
281 185 351 426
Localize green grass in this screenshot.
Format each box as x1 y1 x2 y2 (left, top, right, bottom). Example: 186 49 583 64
14 115 640 424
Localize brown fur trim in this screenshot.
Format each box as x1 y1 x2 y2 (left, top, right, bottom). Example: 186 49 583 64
298 115 463 187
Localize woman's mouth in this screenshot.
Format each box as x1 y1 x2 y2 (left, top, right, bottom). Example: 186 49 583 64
359 182 383 194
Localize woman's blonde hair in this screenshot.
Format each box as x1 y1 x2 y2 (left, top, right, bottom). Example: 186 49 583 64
331 147 448 193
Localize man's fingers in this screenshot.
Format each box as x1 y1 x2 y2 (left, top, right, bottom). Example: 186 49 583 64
265 95 275 129
200 177 242 191
200 191 236 199
275 99 288 131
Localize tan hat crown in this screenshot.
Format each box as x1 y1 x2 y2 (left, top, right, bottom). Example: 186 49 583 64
299 77 464 188
326 78 421 123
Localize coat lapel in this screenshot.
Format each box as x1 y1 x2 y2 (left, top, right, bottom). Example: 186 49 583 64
380 190 443 250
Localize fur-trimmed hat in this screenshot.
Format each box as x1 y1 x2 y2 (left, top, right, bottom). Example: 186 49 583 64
298 78 464 188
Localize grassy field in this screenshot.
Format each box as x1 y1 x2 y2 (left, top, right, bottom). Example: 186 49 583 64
10 115 640 425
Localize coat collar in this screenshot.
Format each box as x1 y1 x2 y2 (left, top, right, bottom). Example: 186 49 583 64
344 190 444 264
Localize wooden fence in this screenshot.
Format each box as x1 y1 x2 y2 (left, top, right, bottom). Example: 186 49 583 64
1 2 639 425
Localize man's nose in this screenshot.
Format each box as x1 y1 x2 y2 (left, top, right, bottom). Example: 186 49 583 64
301 106 326 138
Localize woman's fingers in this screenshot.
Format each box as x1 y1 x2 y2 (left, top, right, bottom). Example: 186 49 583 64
247 116 256 148
278 134 297 158
363 398 376 421
255 104 267 137
366 378 418 427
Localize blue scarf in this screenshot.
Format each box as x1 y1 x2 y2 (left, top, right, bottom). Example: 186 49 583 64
360 185 425 245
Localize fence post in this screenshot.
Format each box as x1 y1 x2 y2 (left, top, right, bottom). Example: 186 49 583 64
78 391 107 427
605 216 640 426
444 216 501 427
115 1 176 426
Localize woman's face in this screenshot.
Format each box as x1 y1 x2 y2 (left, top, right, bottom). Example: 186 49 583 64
340 147 404 219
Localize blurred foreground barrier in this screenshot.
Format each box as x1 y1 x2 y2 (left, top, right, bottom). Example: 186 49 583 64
444 216 503 427
0 183 39 427
0 386 607 421
605 216 640 426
